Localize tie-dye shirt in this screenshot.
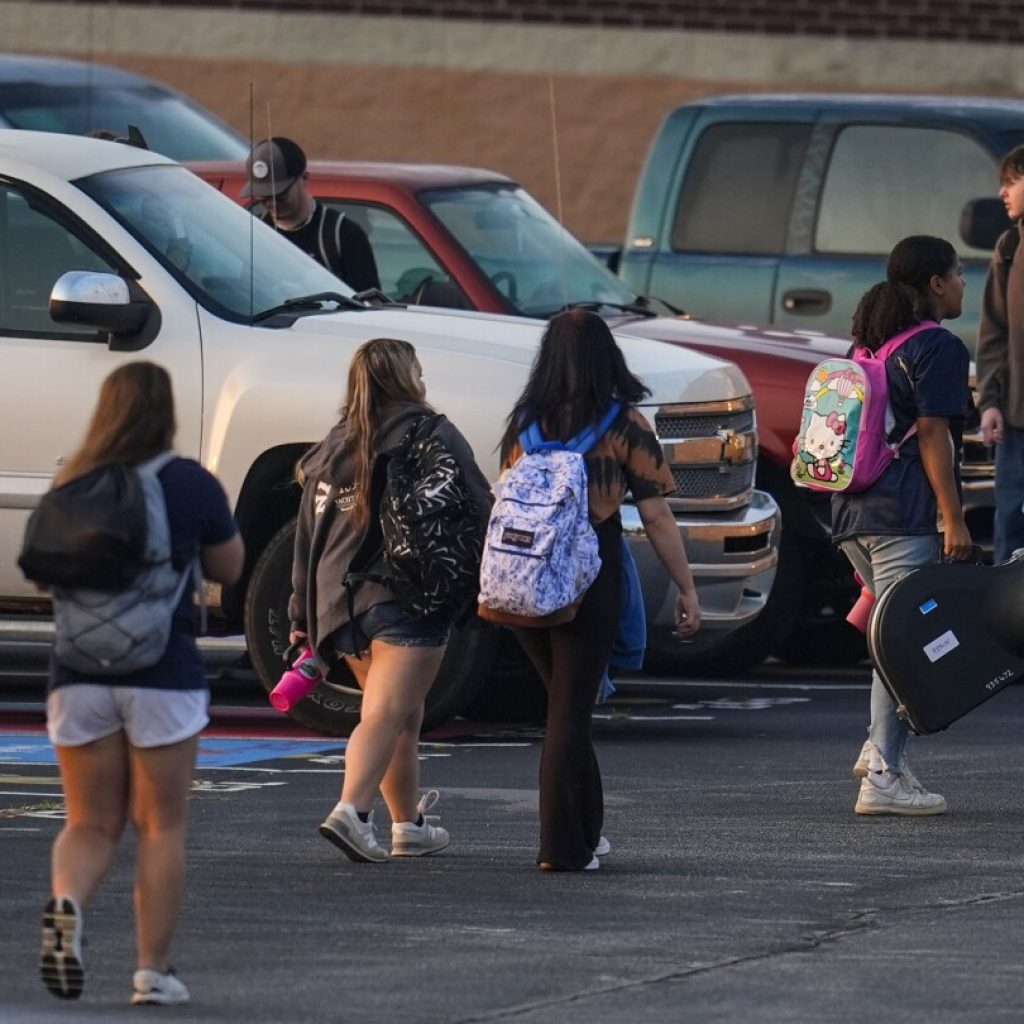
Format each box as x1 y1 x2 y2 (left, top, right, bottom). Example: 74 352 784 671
504 405 676 524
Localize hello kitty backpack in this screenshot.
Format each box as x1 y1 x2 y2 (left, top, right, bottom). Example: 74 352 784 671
790 322 937 494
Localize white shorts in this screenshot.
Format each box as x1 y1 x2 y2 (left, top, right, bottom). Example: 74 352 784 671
46 686 209 749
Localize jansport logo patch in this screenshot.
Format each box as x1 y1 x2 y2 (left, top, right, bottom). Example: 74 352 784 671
501 527 536 549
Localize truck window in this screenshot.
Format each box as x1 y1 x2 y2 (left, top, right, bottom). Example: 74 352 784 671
324 201 469 308
816 126 995 258
0 184 115 338
671 123 811 256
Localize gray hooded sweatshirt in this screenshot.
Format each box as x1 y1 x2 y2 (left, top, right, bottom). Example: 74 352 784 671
288 401 493 677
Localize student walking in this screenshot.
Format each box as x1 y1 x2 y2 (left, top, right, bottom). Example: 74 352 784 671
835 236 973 816
494 310 701 871
31 362 243 1004
290 338 491 863
977 144 1024 562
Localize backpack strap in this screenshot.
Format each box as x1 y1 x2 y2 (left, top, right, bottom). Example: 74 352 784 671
871 320 939 363
998 225 1019 266
136 451 178 476
867 322 940 453
518 402 622 455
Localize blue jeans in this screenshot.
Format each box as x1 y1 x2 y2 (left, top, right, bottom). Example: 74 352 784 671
994 424 1024 562
840 534 942 770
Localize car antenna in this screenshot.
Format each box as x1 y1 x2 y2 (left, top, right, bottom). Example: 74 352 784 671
548 74 569 312
248 82 255 322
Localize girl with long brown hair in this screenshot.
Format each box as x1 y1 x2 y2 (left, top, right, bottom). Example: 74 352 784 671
289 338 491 863
37 361 243 1005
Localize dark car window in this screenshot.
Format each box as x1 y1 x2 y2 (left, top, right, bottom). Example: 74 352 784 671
324 201 469 308
816 125 995 258
0 82 247 162
671 122 811 256
0 183 116 338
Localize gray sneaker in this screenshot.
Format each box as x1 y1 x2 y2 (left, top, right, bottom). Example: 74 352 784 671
594 836 611 857
319 803 389 862
391 791 450 857
855 770 947 816
131 968 190 1005
40 895 84 1000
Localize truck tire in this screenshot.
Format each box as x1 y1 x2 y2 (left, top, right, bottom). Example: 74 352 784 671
243 520 495 736
462 627 547 723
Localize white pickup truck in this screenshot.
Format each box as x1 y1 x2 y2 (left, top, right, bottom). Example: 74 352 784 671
0 131 779 732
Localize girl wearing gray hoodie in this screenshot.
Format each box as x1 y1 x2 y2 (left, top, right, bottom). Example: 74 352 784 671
289 337 492 862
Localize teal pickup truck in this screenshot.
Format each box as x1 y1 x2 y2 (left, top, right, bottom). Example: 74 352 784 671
617 93 1024 350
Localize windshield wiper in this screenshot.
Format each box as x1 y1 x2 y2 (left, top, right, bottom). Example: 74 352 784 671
251 291 365 324
551 299 659 319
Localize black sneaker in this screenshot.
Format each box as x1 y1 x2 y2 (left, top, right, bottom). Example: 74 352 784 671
40 895 84 1000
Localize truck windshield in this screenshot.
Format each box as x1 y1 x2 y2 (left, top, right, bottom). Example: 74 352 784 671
77 164 350 322
421 184 638 318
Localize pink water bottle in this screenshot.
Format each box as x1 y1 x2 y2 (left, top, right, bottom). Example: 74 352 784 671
269 645 322 712
845 572 876 633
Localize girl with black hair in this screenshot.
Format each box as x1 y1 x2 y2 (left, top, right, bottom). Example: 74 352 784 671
837 235 973 817
498 309 701 871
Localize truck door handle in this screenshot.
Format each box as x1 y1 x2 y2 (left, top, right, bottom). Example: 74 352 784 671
782 289 832 315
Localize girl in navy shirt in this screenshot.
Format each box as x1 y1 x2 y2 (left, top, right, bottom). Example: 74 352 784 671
835 235 972 817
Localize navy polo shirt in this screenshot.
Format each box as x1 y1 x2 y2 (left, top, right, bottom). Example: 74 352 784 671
832 326 971 542
51 458 238 691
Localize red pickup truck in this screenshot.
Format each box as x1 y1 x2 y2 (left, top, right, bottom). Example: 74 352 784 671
194 159 874 674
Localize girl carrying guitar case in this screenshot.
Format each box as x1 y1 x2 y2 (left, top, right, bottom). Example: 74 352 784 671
867 552 1024 734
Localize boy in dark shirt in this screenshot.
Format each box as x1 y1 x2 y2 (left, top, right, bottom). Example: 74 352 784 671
243 137 380 294
977 144 1024 561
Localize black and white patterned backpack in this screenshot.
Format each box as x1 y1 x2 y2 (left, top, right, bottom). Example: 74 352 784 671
346 415 484 621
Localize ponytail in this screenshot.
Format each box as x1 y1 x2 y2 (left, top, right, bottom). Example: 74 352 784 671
850 281 920 352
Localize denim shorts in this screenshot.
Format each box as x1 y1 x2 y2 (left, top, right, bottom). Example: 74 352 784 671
332 601 449 658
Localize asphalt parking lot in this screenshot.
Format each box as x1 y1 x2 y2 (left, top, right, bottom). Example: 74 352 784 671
2 668 1024 1023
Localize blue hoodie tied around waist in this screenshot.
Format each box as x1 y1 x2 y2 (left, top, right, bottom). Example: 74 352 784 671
597 537 646 703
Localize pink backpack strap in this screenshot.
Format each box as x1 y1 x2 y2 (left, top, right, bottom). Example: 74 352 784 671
866 320 939 451
872 320 939 362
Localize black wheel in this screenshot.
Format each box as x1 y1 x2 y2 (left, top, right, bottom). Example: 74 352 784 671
463 626 548 723
775 612 868 667
243 520 497 735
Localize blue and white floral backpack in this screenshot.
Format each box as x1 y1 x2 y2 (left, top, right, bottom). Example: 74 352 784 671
478 403 621 627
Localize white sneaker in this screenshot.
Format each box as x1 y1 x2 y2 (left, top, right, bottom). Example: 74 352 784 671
391 790 450 857
131 967 190 1005
594 836 611 857
319 803 389 862
855 770 947 816
40 895 84 1000
853 741 926 791
852 740 872 779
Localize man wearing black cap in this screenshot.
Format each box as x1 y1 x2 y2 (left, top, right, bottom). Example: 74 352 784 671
243 137 380 293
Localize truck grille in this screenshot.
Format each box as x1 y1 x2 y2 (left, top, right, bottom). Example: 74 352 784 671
653 398 757 512
671 465 754 502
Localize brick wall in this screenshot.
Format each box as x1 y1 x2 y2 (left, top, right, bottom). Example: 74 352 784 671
38 0 1024 44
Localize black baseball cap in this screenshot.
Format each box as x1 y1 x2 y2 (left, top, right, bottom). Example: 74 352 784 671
242 137 307 199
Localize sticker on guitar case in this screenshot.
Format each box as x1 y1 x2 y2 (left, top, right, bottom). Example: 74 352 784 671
924 630 959 663
918 598 938 614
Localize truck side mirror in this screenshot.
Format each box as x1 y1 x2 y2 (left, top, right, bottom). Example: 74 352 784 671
960 198 1012 251
50 271 155 349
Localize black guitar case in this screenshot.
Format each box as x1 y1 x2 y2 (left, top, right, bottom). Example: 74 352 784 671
867 553 1024 734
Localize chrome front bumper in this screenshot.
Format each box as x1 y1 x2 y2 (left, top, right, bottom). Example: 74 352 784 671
622 489 780 645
